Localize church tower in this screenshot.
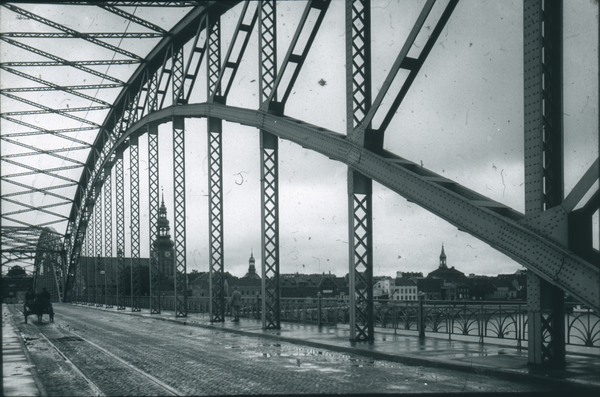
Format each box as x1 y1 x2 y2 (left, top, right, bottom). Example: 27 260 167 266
243 250 260 279
439 244 447 269
152 194 175 279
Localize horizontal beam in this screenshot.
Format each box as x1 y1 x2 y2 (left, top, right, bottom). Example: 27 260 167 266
0 32 163 39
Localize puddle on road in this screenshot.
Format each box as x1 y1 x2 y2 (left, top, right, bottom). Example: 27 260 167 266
282 362 345 373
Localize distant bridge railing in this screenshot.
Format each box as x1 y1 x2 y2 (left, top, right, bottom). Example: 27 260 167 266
72 295 599 348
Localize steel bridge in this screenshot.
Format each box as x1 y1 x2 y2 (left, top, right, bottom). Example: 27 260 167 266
1 0 598 368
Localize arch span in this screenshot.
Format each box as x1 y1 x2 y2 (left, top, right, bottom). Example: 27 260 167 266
74 102 599 312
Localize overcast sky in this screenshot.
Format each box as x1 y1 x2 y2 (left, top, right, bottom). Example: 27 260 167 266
1 1 598 279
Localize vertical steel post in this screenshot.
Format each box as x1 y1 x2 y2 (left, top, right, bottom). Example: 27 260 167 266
72 218 86 304
208 117 225 322
317 293 322 327
259 0 281 330
94 176 103 307
346 0 374 342
70 221 81 303
104 166 113 308
87 210 93 305
207 14 225 322
260 132 280 329
172 116 187 317
417 293 425 338
347 172 374 341
130 136 141 312
148 124 161 314
523 0 566 367
115 151 127 310
171 41 188 318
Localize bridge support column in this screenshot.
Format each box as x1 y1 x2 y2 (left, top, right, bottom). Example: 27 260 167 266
523 0 566 367
94 176 103 307
86 220 92 306
348 170 374 342
346 0 374 342
116 150 127 310
172 117 187 318
207 11 224 322
104 165 113 308
527 275 566 367
259 1 280 330
130 136 142 312
261 131 280 330
208 118 225 322
148 125 161 314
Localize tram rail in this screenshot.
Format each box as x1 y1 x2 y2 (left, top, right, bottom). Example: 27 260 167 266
11 305 184 397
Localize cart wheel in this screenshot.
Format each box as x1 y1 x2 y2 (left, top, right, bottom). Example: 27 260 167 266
24 315 27 324
50 314 54 322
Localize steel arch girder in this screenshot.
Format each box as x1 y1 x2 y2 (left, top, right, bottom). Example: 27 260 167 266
100 103 600 313
65 1 241 241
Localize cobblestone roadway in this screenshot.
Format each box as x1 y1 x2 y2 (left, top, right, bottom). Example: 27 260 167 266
9 304 564 396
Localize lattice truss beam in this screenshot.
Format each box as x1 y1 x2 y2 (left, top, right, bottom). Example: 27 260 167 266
0 2 188 258
1 2 596 317
1 227 64 290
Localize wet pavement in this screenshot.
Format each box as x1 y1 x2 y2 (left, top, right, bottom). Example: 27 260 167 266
3 304 42 397
4 302 600 395
145 309 600 391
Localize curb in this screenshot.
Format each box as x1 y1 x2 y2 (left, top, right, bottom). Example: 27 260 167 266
2 304 46 397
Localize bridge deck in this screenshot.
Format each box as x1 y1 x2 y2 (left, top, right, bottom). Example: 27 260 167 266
96 306 600 389
3 303 599 395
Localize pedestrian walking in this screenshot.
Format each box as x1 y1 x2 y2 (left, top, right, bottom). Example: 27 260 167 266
231 286 241 322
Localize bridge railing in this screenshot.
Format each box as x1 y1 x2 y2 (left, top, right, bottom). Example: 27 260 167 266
71 295 599 348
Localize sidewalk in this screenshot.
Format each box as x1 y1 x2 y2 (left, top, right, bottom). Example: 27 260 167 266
2 304 42 397
83 303 600 391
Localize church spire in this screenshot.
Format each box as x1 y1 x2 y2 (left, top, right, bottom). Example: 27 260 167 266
439 244 447 269
158 192 171 238
242 249 260 279
249 250 255 269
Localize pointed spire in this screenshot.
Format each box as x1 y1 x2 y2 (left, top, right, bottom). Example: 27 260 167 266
439 243 447 268
157 190 170 237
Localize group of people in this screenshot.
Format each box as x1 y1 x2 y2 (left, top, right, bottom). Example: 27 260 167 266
25 287 51 310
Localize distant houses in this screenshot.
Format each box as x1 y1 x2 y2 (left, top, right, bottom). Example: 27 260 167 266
75 245 529 302
364 245 525 302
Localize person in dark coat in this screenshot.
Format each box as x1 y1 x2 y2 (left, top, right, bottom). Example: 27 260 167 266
40 288 51 301
25 288 35 309
36 288 52 312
